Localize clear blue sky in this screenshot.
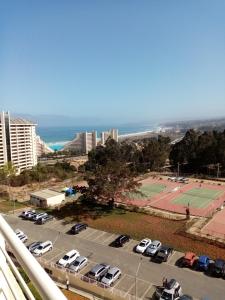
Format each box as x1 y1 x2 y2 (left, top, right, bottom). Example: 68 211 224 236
1 1 225 124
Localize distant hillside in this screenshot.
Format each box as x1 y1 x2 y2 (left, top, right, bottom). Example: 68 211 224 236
161 117 225 132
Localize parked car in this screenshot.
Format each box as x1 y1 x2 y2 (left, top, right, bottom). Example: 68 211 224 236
35 215 54 224
70 223 88 234
179 295 193 300
136 238 151 254
20 210 35 218
112 235 130 247
101 267 121 286
33 241 53 256
88 263 110 281
15 229 28 243
153 246 173 263
32 212 48 222
180 252 197 268
168 177 176 182
210 259 225 277
196 255 210 271
57 249 80 267
68 256 88 272
155 279 182 300
24 212 37 220
179 178 189 184
145 240 162 256
27 241 42 252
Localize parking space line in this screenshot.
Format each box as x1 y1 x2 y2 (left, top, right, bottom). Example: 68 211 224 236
167 250 176 265
124 282 135 298
91 231 106 241
47 249 65 263
140 283 152 299
102 233 116 245
84 229 101 240
113 274 124 289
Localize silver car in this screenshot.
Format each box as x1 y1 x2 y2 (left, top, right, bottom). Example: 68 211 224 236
101 267 121 286
88 263 110 281
68 256 88 272
145 240 161 256
32 212 48 221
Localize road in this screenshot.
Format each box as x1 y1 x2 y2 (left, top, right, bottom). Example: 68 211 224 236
5 214 223 300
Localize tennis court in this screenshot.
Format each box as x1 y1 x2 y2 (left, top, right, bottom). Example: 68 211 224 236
172 188 223 209
125 183 166 200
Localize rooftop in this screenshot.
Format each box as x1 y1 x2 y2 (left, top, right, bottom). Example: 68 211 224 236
30 189 63 199
10 118 36 126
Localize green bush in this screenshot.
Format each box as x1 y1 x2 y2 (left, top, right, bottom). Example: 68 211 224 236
18 268 30 284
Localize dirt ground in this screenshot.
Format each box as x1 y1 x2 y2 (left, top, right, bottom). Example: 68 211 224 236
62 289 88 300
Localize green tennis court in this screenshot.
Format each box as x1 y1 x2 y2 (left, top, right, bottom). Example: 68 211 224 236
125 183 166 200
172 188 223 208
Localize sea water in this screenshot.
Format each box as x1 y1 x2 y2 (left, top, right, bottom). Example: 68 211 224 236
37 123 157 151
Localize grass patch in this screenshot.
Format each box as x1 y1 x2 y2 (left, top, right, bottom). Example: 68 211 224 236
172 188 223 208
0 200 27 213
53 200 225 259
124 183 166 200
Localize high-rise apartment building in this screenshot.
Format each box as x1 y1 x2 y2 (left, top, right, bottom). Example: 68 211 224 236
0 112 37 173
101 128 118 144
64 131 97 154
63 129 118 154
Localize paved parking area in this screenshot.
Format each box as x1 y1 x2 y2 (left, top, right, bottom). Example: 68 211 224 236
5 213 225 300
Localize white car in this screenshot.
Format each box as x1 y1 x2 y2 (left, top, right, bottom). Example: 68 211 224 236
20 210 35 218
101 267 122 286
15 229 28 243
145 240 162 256
68 256 88 272
159 279 182 300
57 249 80 267
136 238 151 253
33 241 53 256
32 212 48 221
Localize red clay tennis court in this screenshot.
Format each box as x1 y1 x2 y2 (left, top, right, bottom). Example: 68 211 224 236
201 208 225 239
121 177 225 217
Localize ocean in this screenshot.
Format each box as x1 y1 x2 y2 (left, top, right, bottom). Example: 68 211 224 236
37 123 158 151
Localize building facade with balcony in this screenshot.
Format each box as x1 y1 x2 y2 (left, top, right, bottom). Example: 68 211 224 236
63 129 118 154
0 112 37 173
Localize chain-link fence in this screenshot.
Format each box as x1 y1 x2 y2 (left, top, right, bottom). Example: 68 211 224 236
38 257 144 300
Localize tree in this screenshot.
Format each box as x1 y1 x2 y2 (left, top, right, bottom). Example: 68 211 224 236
1 162 16 201
84 139 139 206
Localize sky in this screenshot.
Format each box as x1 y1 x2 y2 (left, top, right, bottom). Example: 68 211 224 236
1 1 225 125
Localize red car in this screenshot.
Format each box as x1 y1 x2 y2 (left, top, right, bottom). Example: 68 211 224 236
180 252 197 268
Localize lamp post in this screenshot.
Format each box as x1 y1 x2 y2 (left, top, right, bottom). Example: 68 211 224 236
135 257 142 300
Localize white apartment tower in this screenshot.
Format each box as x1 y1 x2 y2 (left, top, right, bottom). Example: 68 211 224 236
0 112 37 173
63 131 97 154
101 128 118 144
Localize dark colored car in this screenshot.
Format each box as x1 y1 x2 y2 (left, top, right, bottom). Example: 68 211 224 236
153 246 173 263
35 215 54 225
196 255 210 271
111 235 130 247
210 259 225 277
179 295 193 300
27 241 42 252
70 223 88 234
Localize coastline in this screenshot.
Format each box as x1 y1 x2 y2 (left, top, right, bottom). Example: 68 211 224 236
38 124 163 151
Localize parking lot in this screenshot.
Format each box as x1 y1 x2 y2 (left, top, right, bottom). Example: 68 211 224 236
5 213 225 300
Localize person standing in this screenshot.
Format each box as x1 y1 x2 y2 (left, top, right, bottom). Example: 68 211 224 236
66 279 69 290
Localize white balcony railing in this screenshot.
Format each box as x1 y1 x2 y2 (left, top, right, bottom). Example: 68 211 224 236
0 214 67 300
